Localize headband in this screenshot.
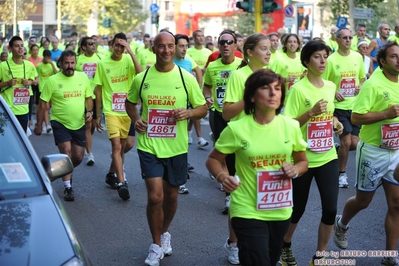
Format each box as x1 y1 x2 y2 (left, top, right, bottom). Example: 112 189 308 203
357 40 368 48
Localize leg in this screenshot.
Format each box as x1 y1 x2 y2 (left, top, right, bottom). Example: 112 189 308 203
110 137 126 183
382 181 399 250
338 133 351 172
85 120 93 154
341 190 374 225
193 119 202 137
161 180 179 232
350 135 359 151
124 135 135 153
57 141 74 182
145 177 165 246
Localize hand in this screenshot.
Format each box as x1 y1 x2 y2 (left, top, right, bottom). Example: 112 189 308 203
135 118 148 134
333 119 344 135
335 91 344 102
173 108 191 121
85 112 92 123
33 123 43 136
311 99 328 116
387 105 399 119
32 80 38 86
95 117 103 133
205 97 214 109
8 78 17 87
282 163 298 179
355 84 361 96
221 175 241 193
22 79 30 86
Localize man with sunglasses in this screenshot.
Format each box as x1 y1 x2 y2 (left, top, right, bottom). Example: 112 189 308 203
323 27 366 188
76 37 103 166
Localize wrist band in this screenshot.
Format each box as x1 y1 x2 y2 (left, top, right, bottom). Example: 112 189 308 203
215 171 227 182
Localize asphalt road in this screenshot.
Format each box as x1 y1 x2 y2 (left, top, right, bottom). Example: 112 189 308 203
30 119 395 266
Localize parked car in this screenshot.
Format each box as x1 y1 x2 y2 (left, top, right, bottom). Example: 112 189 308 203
0 96 91 265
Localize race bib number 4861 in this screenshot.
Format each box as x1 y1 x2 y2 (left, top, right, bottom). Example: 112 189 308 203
147 109 177 138
257 170 292 211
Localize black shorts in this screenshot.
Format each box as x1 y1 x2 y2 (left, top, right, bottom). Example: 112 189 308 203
137 149 188 186
85 100 97 120
128 121 136 136
32 85 40 105
334 109 360 137
51 120 86 147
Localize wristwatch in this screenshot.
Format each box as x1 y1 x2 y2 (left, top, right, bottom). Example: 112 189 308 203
87 110 93 114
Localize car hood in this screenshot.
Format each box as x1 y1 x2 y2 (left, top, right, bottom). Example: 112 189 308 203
0 195 77 265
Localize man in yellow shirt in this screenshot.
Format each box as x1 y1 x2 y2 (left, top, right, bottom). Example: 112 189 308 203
351 23 371 51
187 30 212 74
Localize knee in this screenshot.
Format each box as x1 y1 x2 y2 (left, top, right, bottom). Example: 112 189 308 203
388 197 399 213
148 192 163 206
340 135 351 147
321 208 337 225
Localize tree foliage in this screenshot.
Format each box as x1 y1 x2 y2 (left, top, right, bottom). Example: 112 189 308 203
61 0 148 35
0 0 37 25
221 11 273 36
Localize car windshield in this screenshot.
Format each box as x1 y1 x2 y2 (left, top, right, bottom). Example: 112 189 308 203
0 103 46 200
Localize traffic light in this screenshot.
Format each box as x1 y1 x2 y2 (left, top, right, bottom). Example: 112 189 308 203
151 13 160 25
102 18 112 28
236 0 253 13
262 0 281 13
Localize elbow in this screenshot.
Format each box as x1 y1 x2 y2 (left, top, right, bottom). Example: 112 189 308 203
221 111 230 121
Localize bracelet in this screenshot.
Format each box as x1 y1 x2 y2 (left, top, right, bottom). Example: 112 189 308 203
87 110 93 114
215 171 227 182
205 96 211 100
293 166 299 179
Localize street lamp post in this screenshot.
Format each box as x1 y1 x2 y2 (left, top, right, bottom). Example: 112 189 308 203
13 0 17 36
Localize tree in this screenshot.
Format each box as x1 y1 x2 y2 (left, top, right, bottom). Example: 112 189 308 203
61 0 148 35
0 0 37 25
221 11 273 36
366 0 398 37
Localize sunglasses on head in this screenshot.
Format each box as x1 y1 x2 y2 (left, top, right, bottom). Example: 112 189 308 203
219 39 234 45
340 36 353 40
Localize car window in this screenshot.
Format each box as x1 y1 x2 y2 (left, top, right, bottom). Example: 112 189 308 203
0 103 45 199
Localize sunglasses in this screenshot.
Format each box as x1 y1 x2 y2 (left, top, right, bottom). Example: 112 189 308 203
219 40 234 45
340 36 353 40
87 42 95 45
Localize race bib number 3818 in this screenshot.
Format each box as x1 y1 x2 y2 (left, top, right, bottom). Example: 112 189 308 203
257 170 292 211
147 109 177 138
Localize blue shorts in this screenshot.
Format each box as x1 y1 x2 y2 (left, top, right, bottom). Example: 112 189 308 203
51 120 86 147
137 150 188 186
334 109 360 137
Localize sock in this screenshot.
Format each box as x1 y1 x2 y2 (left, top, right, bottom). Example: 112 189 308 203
63 180 71 188
339 171 345 174
227 239 237 246
338 217 348 229
313 254 323 260
283 241 291 248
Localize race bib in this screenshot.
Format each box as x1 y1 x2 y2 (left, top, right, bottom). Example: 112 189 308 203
380 123 399 150
82 63 97 79
13 87 30 105
307 121 333 152
216 86 225 108
339 78 356 97
147 108 177 138
112 93 127 112
257 170 293 210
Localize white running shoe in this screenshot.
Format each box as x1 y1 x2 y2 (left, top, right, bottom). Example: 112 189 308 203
197 137 209 148
333 215 348 249
161 232 172 256
339 173 349 188
381 256 399 266
224 239 240 265
188 130 193 144
46 125 52 133
178 185 189 194
222 195 230 215
144 244 164 266
86 153 95 166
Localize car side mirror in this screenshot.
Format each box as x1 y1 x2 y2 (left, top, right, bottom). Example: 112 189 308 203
41 154 74 182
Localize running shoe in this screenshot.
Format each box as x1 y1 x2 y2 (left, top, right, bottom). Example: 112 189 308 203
144 244 164 266
381 256 399 266
333 215 348 249
280 247 298 266
222 195 230 215
197 137 209 148
117 182 130 201
64 187 75 201
339 173 349 188
187 163 194 172
46 125 52 133
224 239 239 265
178 185 189 194
105 172 118 189
188 130 193 144
161 232 172 256
86 153 95 166
310 256 326 266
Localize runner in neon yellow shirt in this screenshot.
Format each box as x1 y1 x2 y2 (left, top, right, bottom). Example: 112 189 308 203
223 33 272 122
34 50 93 202
282 41 344 266
322 27 366 188
93 32 141 201
334 41 399 266
76 36 103 166
0 36 37 132
388 23 399 43
269 33 306 96
207 69 308 266
324 26 338 53
125 32 207 266
187 30 212 72
350 23 371 51
268 32 282 65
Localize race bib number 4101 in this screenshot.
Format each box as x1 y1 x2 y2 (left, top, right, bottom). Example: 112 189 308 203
257 170 292 211
147 109 177 138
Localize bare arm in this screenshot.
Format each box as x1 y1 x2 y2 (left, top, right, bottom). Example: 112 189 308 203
351 105 399 125
222 101 244 121
94 85 103 132
192 66 203 86
84 97 93 122
295 99 327 127
203 83 214 108
125 43 143 74
367 40 378 62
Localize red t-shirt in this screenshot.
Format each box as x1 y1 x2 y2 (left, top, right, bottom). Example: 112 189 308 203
205 50 243 67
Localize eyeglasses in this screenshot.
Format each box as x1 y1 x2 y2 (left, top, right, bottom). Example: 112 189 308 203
23 53 27 55
340 36 353 40
219 40 234 45
87 42 95 45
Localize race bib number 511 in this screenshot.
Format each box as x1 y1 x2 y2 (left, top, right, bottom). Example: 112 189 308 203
147 109 177 138
257 170 292 210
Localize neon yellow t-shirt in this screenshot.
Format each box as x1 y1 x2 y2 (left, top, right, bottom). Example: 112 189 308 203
40 72 92 130
325 38 338 52
204 57 242 112
224 65 253 121
76 53 102 98
269 51 281 65
216 114 307 221
0 59 38 115
93 55 136 116
269 53 305 94
137 49 156 70
351 36 370 51
388 35 399 43
353 70 399 147
187 46 212 69
283 76 337 168
185 54 198 69
127 65 206 158
36 62 57 92
322 50 365 110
